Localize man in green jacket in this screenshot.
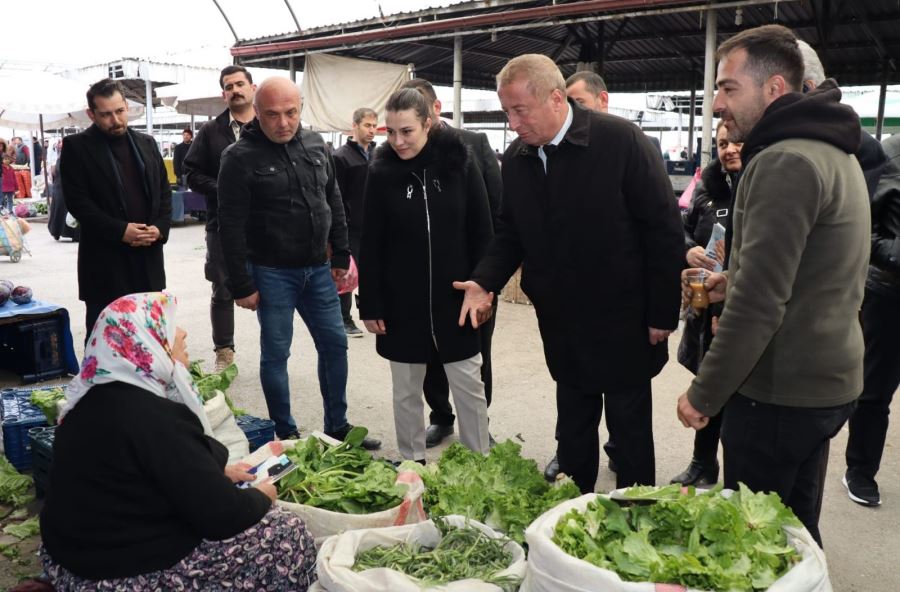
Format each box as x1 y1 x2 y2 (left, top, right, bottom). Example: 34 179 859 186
676 25 870 547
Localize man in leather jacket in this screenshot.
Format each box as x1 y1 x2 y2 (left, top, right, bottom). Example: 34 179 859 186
217 77 379 449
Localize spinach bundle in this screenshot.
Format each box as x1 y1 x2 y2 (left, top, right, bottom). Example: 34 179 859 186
353 519 520 590
278 427 405 513
188 361 245 416
405 441 581 545
553 484 802 591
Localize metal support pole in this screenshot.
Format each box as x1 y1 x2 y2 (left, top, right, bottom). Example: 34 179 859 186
289 56 296 82
876 61 888 141
700 9 717 169
453 35 463 127
144 62 154 137
687 80 697 161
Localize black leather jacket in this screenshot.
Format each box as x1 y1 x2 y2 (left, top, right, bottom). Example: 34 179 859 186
868 133 900 298
217 119 350 299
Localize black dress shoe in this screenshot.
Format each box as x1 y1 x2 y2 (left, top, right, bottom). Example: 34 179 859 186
607 457 618 473
425 424 454 448
544 454 561 482
669 458 719 486
326 424 382 451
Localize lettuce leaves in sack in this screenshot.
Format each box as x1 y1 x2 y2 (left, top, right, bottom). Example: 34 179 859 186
408 441 580 544
188 361 245 416
552 483 803 591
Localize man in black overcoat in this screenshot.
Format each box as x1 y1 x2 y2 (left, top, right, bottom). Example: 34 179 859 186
61 78 171 337
456 54 683 493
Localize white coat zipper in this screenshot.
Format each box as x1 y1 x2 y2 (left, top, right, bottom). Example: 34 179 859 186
411 169 436 341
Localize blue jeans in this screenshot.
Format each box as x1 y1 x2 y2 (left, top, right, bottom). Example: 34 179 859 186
250 262 349 437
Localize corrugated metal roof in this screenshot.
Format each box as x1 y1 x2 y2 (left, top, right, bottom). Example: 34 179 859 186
232 0 900 92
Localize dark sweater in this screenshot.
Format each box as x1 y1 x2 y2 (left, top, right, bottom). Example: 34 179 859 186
40 382 271 580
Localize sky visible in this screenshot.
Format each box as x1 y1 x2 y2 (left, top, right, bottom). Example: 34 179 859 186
2 0 454 69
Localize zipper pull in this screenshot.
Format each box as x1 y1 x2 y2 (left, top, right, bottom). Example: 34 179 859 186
433 178 442 192
406 184 413 199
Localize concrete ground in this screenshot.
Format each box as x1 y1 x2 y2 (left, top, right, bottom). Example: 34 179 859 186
1 219 897 591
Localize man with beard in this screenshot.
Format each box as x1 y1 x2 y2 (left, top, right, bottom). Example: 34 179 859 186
184 65 256 371
61 78 171 337
676 25 869 546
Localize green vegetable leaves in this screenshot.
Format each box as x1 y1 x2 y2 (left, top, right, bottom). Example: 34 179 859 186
2 516 39 539
408 441 581 545
552 484 803 591
277 431 405 513
29 387 65 424
353 519 521 591
0 457 32 507
188 361 245 416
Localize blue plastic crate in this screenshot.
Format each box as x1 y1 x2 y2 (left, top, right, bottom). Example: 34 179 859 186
28 426 56 498
236 415 275 453
1 387 56 471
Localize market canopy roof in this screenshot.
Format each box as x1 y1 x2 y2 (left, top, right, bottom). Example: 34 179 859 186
229 0 900 93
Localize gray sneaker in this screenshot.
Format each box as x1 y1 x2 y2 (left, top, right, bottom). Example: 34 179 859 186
344 320 364 338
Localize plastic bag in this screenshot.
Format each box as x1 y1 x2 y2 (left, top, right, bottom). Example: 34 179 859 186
240 436 427 544
336 256 359 295
678 167 702 210
316 515 527 592
203 391 249 462
521 493 831 592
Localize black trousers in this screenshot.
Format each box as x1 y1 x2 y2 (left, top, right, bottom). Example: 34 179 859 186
846 288 900 483
423 306 496 425
721 393 855 547
206 231 235 351
84 299 108 345
556 381 655 493
692 411 723 462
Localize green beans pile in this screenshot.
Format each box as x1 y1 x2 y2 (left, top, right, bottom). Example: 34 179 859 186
353 521 521 590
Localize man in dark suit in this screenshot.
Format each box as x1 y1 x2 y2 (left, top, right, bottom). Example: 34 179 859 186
456 54 683 493
400 78 503 447
61 78 171 338
184 65 257 372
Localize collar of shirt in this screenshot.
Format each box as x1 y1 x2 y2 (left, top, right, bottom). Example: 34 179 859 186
228 112 247 140
538 104 573 173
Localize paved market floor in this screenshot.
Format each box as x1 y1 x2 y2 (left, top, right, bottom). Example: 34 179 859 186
1 220 897 591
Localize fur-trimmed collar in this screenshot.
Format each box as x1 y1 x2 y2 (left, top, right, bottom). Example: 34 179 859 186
371 126 469 175
699 159 737 203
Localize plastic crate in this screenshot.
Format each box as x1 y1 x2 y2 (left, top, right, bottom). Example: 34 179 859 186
0 314 68 383
1 387 54 470
28 426 56 498
236 415 275 453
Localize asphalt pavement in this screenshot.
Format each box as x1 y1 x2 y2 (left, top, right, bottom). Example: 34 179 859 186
1 219 897 591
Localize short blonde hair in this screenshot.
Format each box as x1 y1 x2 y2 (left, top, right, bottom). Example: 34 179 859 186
497 54 566 100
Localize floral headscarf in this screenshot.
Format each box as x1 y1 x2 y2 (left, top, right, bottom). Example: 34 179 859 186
60 292 213 435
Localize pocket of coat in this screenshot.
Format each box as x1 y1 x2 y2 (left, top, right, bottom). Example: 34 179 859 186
253 164 286 177
303 155 329 187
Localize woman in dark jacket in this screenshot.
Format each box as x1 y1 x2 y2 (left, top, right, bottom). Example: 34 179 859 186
671 120 742 486
359 89 494 462
40 292 317 591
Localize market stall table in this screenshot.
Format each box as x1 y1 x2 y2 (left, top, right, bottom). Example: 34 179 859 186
171 190 207 222
0 299 79 383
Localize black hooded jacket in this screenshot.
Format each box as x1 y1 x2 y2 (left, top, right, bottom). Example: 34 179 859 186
359 129 493 363
688 79 870 414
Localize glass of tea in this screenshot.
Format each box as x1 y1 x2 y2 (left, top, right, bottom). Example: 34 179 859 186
685 268 709 310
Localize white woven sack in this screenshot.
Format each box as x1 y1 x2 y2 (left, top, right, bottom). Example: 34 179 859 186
202 391 249 462
521 492 831 592
239 435 427 544
316 515 526 591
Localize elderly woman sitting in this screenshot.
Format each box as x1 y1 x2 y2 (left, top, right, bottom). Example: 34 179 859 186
39 292 317 591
